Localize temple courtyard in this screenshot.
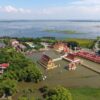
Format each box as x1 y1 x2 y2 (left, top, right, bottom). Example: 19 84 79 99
27 49 100 88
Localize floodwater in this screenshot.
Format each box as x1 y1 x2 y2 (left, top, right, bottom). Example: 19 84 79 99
0 20 100 39
28 50 100 88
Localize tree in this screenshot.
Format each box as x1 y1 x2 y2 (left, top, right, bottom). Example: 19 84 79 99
45 86 72 100
34 44 44 50
0 79 17 97
18 96 28 100
67 41 79 50
23 64 42 82
97 50 100 55
0 47 42 82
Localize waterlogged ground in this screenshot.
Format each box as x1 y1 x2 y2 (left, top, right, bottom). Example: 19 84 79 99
28 50 100 88
12 50 100 100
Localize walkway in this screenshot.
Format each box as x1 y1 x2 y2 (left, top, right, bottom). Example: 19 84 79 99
53 54 68 62
79 57 100 74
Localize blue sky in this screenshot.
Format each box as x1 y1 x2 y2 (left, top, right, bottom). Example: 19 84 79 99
0 0 100 20
0 0 73 7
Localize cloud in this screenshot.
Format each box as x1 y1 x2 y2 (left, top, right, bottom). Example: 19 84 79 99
35 6 100 18
71 0 100 6
0 5 31 13
34 0 100 19
0 0 100 19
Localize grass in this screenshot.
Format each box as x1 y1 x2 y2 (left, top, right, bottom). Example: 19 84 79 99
13 83 100 100
70 88 100 100
44 29 78 34
65 38 95 48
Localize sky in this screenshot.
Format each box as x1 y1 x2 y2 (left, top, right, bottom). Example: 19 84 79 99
0 0 100 20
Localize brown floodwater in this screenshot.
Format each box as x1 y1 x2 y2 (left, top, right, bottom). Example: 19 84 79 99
28 50 100 88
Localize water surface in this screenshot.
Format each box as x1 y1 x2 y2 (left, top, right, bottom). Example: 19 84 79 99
0 20 100 39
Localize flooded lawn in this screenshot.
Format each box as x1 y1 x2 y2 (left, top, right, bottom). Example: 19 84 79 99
28 50 100 88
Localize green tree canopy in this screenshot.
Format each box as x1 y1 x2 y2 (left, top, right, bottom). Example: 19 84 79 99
0 79 17 96
46 86 72 100
0 48 42 82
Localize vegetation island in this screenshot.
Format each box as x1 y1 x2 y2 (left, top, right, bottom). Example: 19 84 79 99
0 36 100 100
43 29 78 34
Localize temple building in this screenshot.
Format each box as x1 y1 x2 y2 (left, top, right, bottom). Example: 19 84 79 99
53 42 70 53
39 54 57 70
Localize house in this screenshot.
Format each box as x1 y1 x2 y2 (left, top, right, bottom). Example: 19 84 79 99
26 42 36 48
11 39 19 48
18 44 26 51
11 39 26 52
0 42 6 48
39 54 57 70
0 63 9 74
41 42 53 49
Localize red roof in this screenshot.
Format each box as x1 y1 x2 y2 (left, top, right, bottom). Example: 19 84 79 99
41 55 51 61
0 63 9 68
66 54 75 60
75 51 100 63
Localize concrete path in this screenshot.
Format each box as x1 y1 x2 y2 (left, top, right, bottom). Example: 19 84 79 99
79 57 100 74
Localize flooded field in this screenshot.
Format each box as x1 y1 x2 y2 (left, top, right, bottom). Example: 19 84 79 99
28 50 100 88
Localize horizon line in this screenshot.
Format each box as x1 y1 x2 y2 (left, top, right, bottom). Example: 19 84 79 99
1 19 100 22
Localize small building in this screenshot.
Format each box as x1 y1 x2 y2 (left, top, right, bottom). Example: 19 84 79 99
53 42 70 53
19 44 26 51
39 54 57 70
26 42 36 48
11 39 26 52
11 39 19 48
0 63 9 74
63 53 81 71
0 42 6 48
41 42 49 50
